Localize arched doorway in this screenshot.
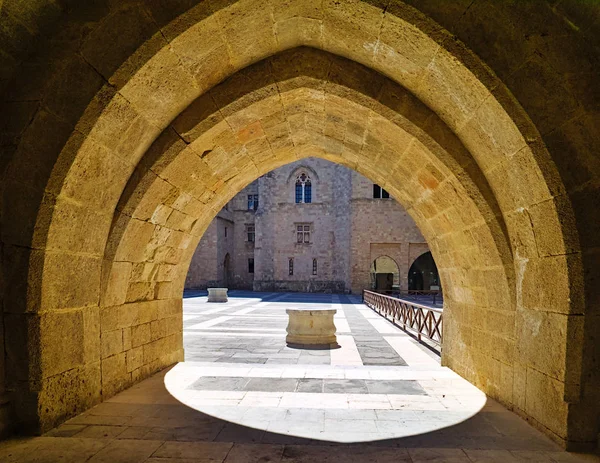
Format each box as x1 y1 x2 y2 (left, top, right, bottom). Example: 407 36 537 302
370 256 400 292
408 252 441 291
222 253 232 288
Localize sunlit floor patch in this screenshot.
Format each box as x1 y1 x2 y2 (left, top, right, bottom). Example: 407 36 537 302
168 290 488 443
164 362 487 443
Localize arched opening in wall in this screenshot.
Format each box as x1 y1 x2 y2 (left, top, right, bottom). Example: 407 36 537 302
173 156 483 442
222 253 232 288
370 256 400 292
408 252 441 292
0 2 588 449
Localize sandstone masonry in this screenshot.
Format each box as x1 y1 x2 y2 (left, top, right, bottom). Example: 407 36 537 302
185 158 432 294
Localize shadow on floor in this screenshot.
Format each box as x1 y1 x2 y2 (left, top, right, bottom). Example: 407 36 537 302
2 365 598 462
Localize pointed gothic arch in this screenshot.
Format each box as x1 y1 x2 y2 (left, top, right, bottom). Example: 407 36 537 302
0 0 596 448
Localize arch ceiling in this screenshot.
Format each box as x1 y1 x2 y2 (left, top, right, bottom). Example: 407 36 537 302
0 0 598 450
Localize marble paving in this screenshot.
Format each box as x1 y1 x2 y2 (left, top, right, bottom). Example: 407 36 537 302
1 291 598 462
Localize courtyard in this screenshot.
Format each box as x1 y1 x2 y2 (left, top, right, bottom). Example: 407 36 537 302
1 292 596 462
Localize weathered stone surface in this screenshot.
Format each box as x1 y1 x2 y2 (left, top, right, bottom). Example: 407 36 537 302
101 329 123 359
207 287 228 302
0 0 598 451
40 253 102 311
286 308 338 348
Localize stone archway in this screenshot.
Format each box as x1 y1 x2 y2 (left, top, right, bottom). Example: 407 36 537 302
370 256 400 292
222 253 232 288
408 251 440 292
0 0 596 449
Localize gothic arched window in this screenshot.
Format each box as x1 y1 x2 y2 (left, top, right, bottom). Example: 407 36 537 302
295 173 312 204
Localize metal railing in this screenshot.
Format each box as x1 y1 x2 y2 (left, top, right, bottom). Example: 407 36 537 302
363 290 443 348
370 289 443 306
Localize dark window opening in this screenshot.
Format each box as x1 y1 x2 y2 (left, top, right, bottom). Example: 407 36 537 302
247 194 259 211
288 258 294 276
312 259 318 275
248 258 254 274
247 225 255 242
373 184 390 199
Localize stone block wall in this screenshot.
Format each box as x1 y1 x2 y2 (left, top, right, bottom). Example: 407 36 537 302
186 183 257 290
186 159 429 295
215 216 234 287
254 159 348 290
230 181 258 289
185 220 218 289
350 171 428 294
99 300 183 389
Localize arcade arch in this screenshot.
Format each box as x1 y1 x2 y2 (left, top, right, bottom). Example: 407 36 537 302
0 0 596 449
408 251 441 292
370 256 401 291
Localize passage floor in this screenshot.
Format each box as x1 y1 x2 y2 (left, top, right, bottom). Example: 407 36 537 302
1 292 598 462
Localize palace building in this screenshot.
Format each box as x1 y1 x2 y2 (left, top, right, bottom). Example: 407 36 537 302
185 158 439 294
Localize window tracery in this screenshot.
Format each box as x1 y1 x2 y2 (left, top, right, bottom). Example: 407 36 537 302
295 173 312 203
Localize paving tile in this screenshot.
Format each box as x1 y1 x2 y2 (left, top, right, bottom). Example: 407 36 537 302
86 403 144 417
408 448 471 462
74 425 128 439
0 437 109 463
190 377 249 391
214 423 266 443
279 392 348 409
87 439 163 463
509 451 561 462
66 413 133 426
242 408 288 422
464 449 522 462
146 458 223 463
239 391 283 407
281 445 411 462
374 409 420 421
173 425 225 442
284 409 325 423
143 428 178 441
44 424 88 437
267 419 324 435
324 409 377 420
224 444 284 462
295 379 323 393
324 418 378 433
153 442 233 459
542 452 600 462
365 380 427 395
116 427 154 439
245 378 299 392
323 379 368 394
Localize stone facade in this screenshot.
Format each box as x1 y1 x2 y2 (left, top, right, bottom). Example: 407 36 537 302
185 158 429 294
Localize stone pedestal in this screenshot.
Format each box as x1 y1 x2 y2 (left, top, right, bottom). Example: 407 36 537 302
207 287 228 302
286 308 339 349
